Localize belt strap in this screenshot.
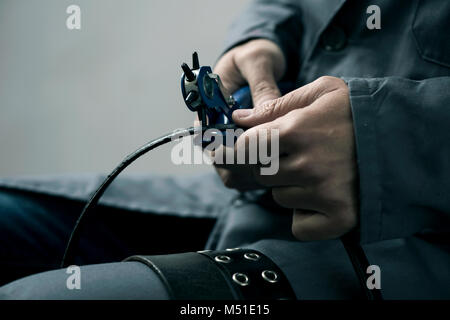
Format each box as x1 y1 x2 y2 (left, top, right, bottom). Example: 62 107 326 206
125 249 296 300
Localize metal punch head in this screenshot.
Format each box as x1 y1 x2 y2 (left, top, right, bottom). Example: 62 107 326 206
181 55 202 112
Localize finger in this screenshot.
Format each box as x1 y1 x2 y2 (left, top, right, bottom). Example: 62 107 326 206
251 155 312 187
210 144 231 165
232 121 288 168
214 166 262 191
250 159 293 187
272 185 357 240
210 117 290 168
271 186 326 212
232 76 342 128
292 208 357 241
213 60 245 95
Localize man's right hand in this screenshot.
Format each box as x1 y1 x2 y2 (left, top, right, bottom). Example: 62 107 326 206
212 39 286 190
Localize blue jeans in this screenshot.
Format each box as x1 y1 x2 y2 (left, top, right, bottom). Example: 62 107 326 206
0 188 216 299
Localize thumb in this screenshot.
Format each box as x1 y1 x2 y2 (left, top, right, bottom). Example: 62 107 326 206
232 91 293 128
232 76 337 127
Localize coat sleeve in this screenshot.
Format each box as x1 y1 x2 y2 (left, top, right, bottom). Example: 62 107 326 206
223 0 302 80
345 76 450 244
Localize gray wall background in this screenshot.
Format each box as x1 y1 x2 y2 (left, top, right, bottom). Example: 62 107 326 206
0 0 249 177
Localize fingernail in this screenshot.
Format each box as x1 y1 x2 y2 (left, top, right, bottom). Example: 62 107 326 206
233 109 252 119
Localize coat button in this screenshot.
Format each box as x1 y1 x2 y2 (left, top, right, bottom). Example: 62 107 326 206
320 24 347 51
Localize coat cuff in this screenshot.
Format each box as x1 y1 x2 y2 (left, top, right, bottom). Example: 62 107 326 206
343 78 385 244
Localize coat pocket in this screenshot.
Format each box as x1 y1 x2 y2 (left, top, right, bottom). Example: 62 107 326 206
412 0 450 68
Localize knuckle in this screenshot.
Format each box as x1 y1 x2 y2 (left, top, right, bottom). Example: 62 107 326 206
279 110 303 138
244 46 262 60
276 120 293 144
303 158 324 180
316 76 347 92
317 76 337 86
236 45 268 67
293 156 322 182
298 157 314 175
256 98 279 118
217 49 233 63
214 51 235 73
276 121 290 141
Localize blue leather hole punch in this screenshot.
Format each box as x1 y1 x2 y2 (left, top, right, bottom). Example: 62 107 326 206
180 52 293 146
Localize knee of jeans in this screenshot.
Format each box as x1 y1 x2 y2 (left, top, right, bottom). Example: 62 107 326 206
0 270 56 299
0 288 11 299
0 266 85 299
0 262 171 300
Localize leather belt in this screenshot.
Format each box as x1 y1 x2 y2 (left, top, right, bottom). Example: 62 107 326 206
125 248 296 300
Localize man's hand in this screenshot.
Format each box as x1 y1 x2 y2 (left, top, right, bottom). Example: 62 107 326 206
212 39 286 190
232 76 358 241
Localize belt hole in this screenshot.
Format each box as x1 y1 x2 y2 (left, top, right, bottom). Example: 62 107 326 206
214 255 231 263
244 252 260 261
262 270 279 283
232 273 250 286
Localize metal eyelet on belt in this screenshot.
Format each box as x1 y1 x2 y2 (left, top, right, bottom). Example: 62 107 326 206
232 273 250 286
262 270 279 283
194 249 297 299
244 252 260 261
214 255 231 263
197 250 212 253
